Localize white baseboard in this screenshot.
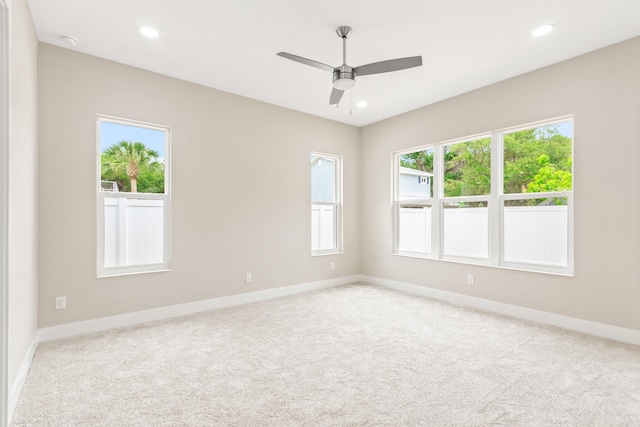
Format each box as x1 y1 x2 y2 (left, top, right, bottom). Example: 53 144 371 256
11 273 638 424
362 275 640 346
39 275 363 342
8 335 38 425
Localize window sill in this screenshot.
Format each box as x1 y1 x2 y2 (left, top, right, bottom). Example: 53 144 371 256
312 251 344 257
391 252 573 277
97 267 171 279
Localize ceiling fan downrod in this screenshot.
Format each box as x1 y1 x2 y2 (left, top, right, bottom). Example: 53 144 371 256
333 26 355 91
276 25 422 106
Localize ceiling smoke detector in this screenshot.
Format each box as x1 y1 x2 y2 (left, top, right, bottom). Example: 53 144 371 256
60 35 78 46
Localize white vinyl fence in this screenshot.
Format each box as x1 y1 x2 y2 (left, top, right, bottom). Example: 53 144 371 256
104 200 567 268
398 205 568 266
443 207 489 258
104 197 164 268
398 206 432 253
311 204 336 251
503 205 568 265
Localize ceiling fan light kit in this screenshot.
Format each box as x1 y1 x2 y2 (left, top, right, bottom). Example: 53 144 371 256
277 26 422 106
333 65 356 90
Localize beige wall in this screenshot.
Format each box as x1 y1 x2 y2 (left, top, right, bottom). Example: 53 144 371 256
8 0 39 389
35 33 640 332
360 37 640 331
37 44 360 327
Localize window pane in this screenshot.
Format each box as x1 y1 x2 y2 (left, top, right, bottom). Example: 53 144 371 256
443 202 488 258
444 137 491 197
311 204 336 251
398 148 434 200
103 197 165 268
503 122 572 194
504 197 568 266
100 122 166 194
311 156 336 202
397 203 432 253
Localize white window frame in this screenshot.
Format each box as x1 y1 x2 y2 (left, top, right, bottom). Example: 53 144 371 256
311 152 343 256
392 116 574 275
392 146 436 257
96 115 171 277
439 136 493 263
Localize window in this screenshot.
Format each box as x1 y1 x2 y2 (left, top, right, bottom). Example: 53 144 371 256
97 116 170 276
501 122 573 269
393 117 573 274
442 136 491 259
395 147 434 254
311 153 342 255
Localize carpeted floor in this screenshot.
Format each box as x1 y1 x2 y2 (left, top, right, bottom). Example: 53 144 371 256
12 283 640 426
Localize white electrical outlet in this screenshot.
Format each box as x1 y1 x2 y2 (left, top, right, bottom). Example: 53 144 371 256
330 262 335 270
467 275 475 285
55 296 66 309
245 273 252 283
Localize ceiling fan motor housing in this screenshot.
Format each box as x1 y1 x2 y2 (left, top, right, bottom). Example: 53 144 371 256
333 64 356 90
277 25 422 105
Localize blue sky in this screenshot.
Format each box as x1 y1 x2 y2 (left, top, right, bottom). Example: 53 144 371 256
100 121 165 159
556 121 572 138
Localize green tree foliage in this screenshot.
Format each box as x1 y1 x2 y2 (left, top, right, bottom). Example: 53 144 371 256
400 150 433 172
443 138 491 197
101 141 163 193
399 125 572 202
503 126 572 195
526 155 572 193
134 165 165 193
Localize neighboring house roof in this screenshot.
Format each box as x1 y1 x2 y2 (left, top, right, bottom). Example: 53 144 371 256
400 166 433 177
311 156 332 167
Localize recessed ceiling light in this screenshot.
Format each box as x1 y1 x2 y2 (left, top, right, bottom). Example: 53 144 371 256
60 35 78 46
140 26 159 38
356 101 368 108
532 24 554 37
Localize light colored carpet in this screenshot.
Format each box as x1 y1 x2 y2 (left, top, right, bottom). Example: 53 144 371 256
12 283 640 426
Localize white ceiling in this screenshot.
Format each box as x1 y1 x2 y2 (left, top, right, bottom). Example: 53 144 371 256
27 0 640 127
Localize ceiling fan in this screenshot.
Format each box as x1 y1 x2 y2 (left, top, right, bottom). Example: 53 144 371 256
277 26 423 105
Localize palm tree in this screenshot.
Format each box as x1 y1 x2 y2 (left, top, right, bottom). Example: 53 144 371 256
101 141 160 193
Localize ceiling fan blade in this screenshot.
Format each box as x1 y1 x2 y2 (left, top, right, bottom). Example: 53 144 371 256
354 56 422 76
277 52 335 72
329 88 344 105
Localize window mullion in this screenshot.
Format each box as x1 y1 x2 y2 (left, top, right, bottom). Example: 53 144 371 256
490 131 502 266
432 144 442 257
